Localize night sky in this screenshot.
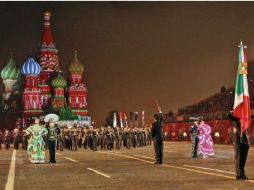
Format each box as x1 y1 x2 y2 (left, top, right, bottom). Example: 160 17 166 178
1 2 254 125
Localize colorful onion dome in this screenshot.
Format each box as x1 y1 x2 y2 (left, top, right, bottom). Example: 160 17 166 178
68 50 84 74
21 57 41 76
1 55 20 80
51 73 67 88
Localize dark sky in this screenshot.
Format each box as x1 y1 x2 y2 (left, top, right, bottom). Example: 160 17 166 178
1 2 254 125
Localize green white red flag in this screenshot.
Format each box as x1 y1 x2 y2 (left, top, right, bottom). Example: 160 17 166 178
233 41 251 132
124 112 128 127
113 112 117 128
141 111 145 127
119 112 123 128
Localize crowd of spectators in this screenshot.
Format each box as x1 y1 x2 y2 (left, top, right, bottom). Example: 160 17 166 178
166 86 254 122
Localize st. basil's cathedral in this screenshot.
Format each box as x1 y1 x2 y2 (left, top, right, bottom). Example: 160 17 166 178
0 12 90 130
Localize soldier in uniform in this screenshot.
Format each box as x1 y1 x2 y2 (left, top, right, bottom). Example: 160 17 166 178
87 127 93 150
137 129 142 147
83 127 89 149
57 126 64 151
71 128 78 151
146 128 152 146
122 128 128 148
228 112 249 180
0 130 3 149
13 128 20 150
106 127 113 150
91 127 98 151
126 128 132 149
151 111 164 164
133 129 138 148
77 127 82 148
81 128 86 149
189 118 199 158
46 118 61 163
141 129 146 147
22 130 28 150
101 127 107 150
115 128 122 150
65 129 71 150
4 129 11 150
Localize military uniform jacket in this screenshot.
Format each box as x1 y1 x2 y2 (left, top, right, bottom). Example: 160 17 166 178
229 115 249 145
151 121 163 142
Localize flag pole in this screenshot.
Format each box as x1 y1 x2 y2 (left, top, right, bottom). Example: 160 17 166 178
155 98 162 113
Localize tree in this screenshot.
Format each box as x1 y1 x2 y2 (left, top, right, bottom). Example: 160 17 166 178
59 106 78 120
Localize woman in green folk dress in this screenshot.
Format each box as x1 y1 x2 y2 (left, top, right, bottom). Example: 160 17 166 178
26 118 48 164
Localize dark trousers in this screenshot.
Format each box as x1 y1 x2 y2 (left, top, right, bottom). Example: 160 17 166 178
191 136 199 158
83 138 88 149
232 132 249 177
92 137 97 151
153 138 163 164
115 138 122 150
14 138 19 150
48 140 56 163
5 139 10 149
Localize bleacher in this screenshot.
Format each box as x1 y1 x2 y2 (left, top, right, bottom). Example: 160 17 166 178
166 86 254 122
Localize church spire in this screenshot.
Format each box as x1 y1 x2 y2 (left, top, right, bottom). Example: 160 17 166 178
38 11 60 72
41 11 55 48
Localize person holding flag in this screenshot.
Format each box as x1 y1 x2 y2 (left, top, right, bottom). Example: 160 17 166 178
228 41 250 180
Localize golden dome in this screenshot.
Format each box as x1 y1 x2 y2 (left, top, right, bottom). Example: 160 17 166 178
44 11 52 17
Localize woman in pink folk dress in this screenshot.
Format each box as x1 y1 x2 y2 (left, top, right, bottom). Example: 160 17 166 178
197 120 215 158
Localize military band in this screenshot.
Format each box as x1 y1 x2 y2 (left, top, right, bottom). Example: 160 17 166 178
0 115 251 182
56 126 152 152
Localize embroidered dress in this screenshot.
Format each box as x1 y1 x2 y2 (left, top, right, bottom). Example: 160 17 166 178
26 124 48 163
197 123 215 157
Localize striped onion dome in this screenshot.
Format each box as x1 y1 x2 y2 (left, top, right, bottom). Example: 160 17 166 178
1 55 20 80
51 73 67 88
21 57 41 76
68 50 84 74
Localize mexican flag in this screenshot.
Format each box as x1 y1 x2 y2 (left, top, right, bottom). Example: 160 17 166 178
119 112 123 128
233 41 251 132
113 112 117 128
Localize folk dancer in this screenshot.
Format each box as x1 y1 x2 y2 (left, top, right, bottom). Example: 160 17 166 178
25 118 48 163
197 120 214 158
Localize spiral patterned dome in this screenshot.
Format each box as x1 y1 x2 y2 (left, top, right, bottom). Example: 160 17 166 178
68 50 84 74
21 57 41 76
51 73 67 88
1 56 20 80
